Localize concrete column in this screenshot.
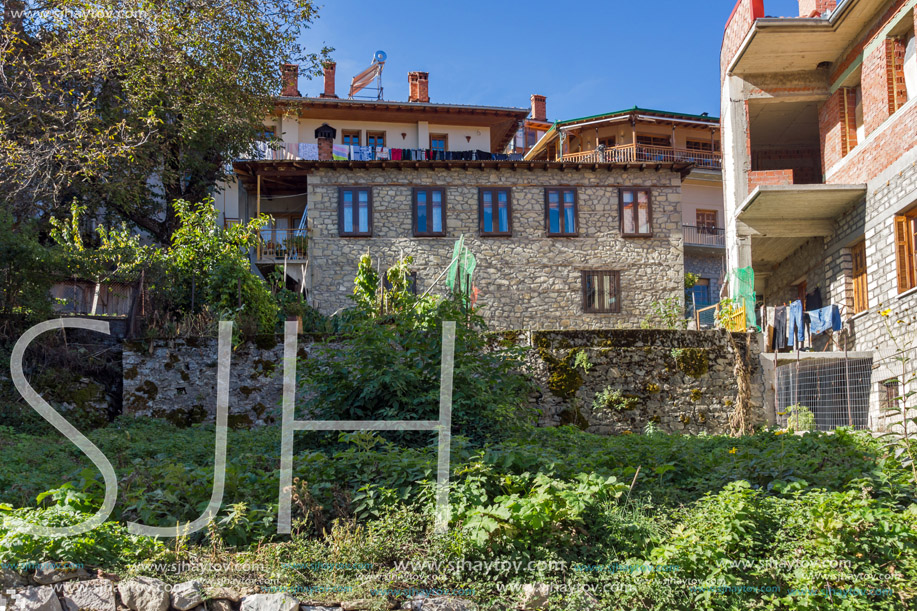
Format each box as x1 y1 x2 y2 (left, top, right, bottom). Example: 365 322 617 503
417 121 429 149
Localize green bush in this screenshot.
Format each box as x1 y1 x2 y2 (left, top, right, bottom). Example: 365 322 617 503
786 404 817 432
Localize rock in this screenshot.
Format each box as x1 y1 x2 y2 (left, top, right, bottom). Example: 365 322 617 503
340 601 371 611
171 582 205 611
61 579 117 611
33 565 90 585
239 594 299 611
209 600 234 611
520 583 551 610
402 598 477 611
299 607 338 611
12 587 63 611
1 568 27 588
117 577 170 611
205 588 241 603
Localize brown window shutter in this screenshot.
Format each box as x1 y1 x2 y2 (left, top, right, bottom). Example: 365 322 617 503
895 215 913 292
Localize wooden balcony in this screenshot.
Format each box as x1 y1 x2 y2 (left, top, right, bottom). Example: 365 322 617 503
257 229 308 263
562 144 722 170
683 224 725 248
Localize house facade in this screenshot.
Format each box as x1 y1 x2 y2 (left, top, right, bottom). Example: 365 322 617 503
721 0 917 425
524 108 726 315
220 64 693 330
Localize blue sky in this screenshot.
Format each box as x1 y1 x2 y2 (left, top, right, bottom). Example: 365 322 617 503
299 0 802 121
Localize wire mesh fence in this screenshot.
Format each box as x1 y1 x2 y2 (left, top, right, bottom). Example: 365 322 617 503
775 356 873 431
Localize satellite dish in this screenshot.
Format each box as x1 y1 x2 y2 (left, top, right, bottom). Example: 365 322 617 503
374 50 387 63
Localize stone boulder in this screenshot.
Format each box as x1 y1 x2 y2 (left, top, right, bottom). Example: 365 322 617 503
1 568 27 588
402 598 477 610
171 581 205 611
61 579 117 611
520 583 551 610
33 566 90 585
239 594 299 611
117 577 170 611
12 587 63 611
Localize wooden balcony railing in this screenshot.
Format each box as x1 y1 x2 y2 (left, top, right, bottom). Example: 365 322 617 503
683 224 726 247
561 144 722 169
257 229 308 262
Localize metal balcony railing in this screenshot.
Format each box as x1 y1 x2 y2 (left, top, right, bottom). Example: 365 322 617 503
683 224 725 247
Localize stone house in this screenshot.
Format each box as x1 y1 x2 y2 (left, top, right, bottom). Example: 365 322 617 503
221 62 695 330
721 0 917 427
523 107 727 318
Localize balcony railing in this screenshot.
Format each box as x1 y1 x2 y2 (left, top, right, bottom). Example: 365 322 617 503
683 224 725 247
562 144 722 170
257 229 308 262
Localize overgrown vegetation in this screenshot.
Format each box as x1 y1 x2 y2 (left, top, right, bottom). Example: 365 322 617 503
2 421 917 609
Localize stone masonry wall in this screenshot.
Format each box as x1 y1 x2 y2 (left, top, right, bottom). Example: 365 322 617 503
306 166 685 331
519 329 764 435
122 330 764 437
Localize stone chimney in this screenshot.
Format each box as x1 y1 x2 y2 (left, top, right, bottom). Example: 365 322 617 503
798 0 836 17
408 72 430 103
315 123 336 161
319 62 338 98
281 63 300 97
531 94 547 122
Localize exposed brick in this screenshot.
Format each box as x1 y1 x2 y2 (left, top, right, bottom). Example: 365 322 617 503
798 0 836 17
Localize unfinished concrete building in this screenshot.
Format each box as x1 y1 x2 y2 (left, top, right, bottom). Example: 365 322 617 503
721 0 917 429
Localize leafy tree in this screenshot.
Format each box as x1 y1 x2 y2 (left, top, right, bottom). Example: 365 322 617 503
0 211 57 331
0 0 330 242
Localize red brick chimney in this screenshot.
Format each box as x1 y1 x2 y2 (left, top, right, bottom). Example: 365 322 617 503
319 62 337 98
408 72 430 103
798 0 836 17
531 94 547 122
281 63 300 97
315 123 336 161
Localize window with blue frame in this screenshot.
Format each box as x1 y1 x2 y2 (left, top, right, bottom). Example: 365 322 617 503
545 188 578 236
479 188 512 236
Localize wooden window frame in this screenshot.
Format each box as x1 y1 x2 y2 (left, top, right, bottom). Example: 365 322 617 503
412 187 447 237
342 130 361 146
851 240 868 314
366 131 386 148
581 270 621 314
338 187 373 237
598 136 616 147
430 133 449 151
895 210 917 293
636 134 670 147
619 188 653 237
478 188 513 237
695 209 718 232
544 188 579 237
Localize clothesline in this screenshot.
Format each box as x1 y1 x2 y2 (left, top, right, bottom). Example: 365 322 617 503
250 142 523 162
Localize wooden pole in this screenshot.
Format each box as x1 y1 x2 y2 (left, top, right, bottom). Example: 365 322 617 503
256 174 262 260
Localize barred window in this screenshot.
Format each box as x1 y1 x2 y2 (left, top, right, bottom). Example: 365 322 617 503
582 270 620 313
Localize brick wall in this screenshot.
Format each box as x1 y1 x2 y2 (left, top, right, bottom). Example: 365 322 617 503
751 148 822 184
798 0 836 17
748 169 794 189
306 166 685 331
863 42 894 134
828 100 917 184
722 0 764 77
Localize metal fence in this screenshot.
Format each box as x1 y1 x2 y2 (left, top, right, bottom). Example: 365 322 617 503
775 356 873 431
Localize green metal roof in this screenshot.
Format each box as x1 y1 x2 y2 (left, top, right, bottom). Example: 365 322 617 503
555 106 720 127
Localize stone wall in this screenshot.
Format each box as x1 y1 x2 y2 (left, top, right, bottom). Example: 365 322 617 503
305 166 685 331
121 330 764 436
684 250 725 304
518 329 764 435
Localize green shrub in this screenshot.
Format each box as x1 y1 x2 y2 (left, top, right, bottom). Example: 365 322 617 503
593 387 638 412
786 404 816 432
